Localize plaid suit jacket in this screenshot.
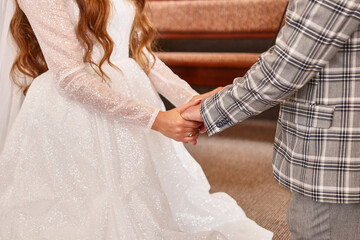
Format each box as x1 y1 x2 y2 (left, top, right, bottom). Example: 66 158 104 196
201 0 360 204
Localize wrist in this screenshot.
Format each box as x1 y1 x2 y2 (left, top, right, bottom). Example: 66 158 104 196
151 111 165 132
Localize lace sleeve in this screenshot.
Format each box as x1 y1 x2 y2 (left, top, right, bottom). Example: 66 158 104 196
146 53 199 107
18 0 159 129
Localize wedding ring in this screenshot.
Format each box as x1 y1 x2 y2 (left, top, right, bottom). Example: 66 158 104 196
189 133 193 137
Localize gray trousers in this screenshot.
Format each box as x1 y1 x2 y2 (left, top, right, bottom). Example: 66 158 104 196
287 192 360 240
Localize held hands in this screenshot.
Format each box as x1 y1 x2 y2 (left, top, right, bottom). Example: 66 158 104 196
151 87 224 145
181 87 225 133
180 103 204 132
152 99 203 145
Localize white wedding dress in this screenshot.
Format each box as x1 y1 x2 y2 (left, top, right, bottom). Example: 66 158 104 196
0 0 273 239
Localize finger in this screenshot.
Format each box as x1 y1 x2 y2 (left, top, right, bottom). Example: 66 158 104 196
199 124 207 134
186 136 199 144
177 99 201 114
182 132 200 143
183 128 200 136
190 139 198 146
183 129 199 137
183 140 197 145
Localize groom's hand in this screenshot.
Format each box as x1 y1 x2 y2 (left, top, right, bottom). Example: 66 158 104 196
181 104 202 122
181 103 207 134
182 87 224 134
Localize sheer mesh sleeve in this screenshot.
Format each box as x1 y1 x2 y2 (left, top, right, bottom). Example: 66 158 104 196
146 52 199 107
18 0 159 129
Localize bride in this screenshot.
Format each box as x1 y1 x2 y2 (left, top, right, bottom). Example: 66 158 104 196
0 0 273 239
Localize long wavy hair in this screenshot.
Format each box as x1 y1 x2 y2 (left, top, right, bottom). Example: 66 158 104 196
10 0 157 94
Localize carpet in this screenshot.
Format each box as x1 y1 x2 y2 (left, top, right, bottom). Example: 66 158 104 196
185 119 291 240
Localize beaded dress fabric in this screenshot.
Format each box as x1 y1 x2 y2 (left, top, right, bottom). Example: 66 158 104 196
0 0 273 239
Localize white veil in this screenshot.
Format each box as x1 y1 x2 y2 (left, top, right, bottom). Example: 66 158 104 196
0 0 25 153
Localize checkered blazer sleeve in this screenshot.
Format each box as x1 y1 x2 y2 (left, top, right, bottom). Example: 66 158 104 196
201 0 360 136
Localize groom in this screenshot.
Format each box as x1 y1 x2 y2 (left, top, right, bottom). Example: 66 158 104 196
182 0 360 239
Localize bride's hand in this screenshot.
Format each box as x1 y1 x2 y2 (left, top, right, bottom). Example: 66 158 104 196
151 99 203 145
191 86 224 102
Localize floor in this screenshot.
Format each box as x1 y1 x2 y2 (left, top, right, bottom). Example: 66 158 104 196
185 119 291 240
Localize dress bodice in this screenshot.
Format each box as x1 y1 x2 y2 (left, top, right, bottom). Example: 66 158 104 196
107 0 135 60
66 0 135 61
